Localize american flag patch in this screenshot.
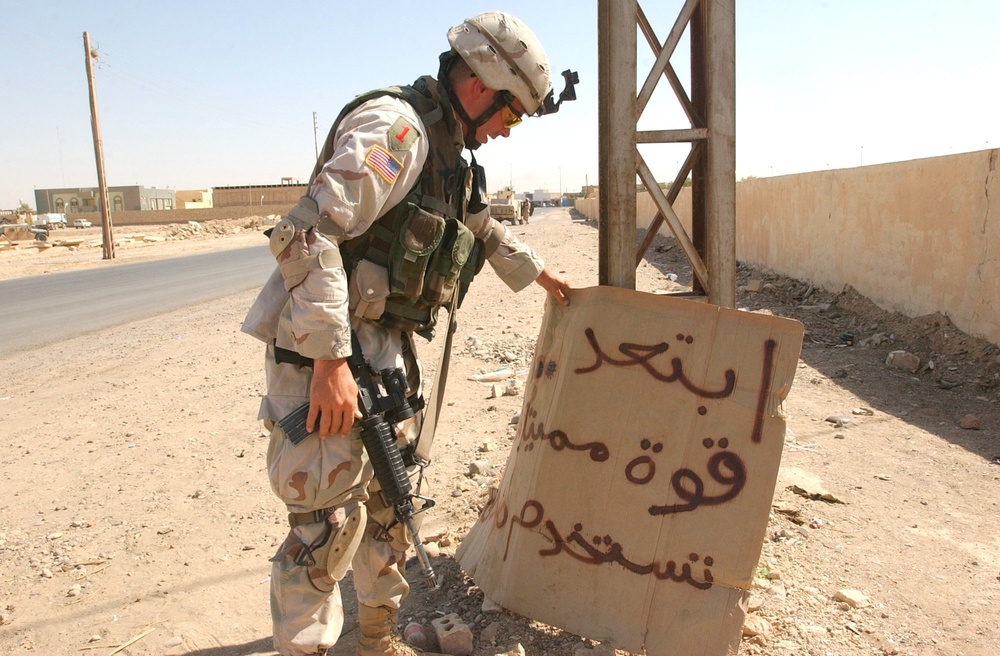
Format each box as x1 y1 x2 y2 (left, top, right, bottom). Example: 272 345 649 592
365 145 403 185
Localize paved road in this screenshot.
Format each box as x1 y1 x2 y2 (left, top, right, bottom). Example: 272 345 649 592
0 208 574 359
0 244 272 358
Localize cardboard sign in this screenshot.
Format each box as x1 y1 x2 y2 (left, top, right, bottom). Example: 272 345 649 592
456 286 804 655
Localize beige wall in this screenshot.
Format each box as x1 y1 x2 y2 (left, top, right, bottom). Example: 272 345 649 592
575 149 1000 346
176 189 213 209
212 185 307 208
66 204 296 227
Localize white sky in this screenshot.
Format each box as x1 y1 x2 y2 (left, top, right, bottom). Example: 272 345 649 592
2 1 998 209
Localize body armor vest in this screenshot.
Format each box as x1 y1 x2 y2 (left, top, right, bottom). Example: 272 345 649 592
313 77 485 340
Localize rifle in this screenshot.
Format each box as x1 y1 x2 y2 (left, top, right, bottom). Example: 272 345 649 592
277 332 440 589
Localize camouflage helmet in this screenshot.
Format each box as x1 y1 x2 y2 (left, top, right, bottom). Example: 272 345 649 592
447 11 552 116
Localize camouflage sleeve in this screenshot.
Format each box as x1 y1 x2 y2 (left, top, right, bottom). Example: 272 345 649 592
466 209 545 292
281 98 428 360
310 97 428 239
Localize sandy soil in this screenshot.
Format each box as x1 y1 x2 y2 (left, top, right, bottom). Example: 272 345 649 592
0 209 997 656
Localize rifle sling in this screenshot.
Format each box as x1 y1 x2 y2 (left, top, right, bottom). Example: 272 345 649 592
412 294 458 464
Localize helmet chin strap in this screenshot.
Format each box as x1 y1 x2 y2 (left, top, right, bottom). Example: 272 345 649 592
438 52 501 151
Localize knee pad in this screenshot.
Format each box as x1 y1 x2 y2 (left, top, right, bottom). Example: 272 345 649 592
325 503 366 581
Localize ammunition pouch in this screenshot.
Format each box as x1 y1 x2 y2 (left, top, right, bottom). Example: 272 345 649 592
355 201 485 340
390 204 445 298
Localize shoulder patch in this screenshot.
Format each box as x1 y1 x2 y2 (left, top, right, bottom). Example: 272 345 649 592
387 116 419 152
365 145 403 185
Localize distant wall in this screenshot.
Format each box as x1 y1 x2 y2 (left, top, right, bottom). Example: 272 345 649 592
66 204 296 227
212 184 307 208
575 149 1000 346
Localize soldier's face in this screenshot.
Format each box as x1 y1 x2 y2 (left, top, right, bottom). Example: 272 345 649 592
476 97 526 145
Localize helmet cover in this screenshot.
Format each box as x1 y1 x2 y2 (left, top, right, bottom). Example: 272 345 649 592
447 11 551 115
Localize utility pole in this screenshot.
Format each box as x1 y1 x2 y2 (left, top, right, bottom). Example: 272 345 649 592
83 32 114 260
313 112 319 160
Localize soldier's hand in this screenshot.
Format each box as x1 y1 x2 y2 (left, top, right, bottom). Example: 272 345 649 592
308 358 361 439
535 266 571 306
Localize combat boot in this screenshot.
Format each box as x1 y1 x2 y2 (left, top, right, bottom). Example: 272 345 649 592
356 604 425 656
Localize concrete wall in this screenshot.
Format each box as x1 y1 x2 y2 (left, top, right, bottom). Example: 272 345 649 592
212 184 307 208
176 189 213 209
575 149 999 346
65 204 296 227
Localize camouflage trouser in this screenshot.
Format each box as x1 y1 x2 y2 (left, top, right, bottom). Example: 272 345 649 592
266 418 415 656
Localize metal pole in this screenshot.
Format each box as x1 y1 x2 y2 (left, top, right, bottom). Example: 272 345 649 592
597 0 637 289
313 112 319 160
701 1 736 307
83 32 114 259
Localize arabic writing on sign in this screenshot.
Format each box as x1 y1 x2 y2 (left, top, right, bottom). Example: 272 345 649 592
480 498 716 590
519 402 610 462
574 328 737 399
505 328 777 524
620 436 748 516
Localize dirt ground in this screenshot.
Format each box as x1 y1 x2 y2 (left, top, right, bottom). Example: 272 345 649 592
0 209 997 656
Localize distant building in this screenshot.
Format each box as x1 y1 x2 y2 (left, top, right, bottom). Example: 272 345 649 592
34 186 175 213
532 189 552 202
176 189 213 209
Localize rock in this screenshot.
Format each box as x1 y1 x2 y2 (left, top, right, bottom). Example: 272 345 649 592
490 383 503 399
746 279 765 293
958 414 981 430
481 596 503 613
422 541 441 558
886 350 920 373
742 614 772 638
834 588 871 608
503 379 522 397
784 468 845 503
469 460 491 476
509 412 520 425
766 580 787 602
493 644 525 656
480 621 501 644
825 415 851 427
798 623 829 637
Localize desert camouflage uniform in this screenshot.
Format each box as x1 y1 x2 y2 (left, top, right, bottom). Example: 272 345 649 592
242 77 544 656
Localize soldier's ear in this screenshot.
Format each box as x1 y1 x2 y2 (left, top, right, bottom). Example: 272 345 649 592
470 75 492 101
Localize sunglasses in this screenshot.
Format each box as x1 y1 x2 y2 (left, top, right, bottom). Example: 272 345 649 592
497 92 523 128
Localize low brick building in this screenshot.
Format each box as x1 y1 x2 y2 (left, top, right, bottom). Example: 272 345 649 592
34 186 176 214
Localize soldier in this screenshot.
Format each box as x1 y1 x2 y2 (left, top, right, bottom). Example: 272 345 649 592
242 11 575 656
